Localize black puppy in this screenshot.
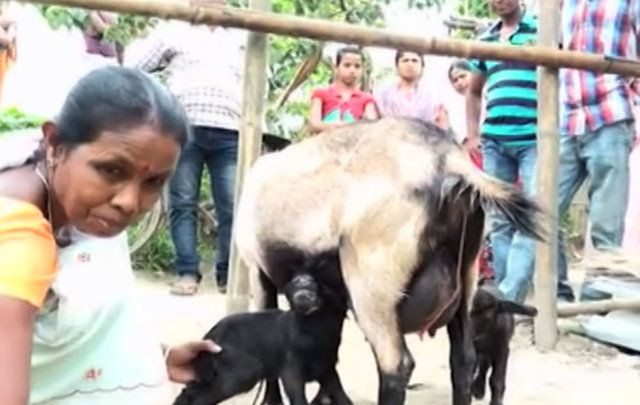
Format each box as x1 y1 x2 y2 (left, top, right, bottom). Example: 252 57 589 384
173 274 351 405
470 284 538 405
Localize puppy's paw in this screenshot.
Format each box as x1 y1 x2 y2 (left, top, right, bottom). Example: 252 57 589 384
471 378 486 400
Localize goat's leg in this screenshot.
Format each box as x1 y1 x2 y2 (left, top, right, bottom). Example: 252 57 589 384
488 347 508 405
310 368 353 405
339 235 414 405
447 304 476 405
254 270 284 405
471 356 490 400
280 365 309 405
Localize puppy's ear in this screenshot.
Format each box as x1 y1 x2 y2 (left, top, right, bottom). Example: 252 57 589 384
498 300 538 317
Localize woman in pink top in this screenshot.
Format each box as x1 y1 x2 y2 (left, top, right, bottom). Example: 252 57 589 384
374 50 448 129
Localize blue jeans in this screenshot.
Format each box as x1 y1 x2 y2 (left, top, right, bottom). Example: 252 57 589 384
168 126 238 284
483 139 573 302
557 120 635 286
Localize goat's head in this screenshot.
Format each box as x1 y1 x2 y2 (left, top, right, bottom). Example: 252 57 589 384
284 273 323 316
470 284 538 341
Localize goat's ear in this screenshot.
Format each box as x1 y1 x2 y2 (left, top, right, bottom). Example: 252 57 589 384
498 300 538 317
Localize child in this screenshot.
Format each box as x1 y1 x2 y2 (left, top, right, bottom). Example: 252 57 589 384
309 47 378 134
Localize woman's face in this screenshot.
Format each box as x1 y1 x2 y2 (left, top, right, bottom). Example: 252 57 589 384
396 52 423 82
450 68 471 95
336 53 363 87
44 124 181 238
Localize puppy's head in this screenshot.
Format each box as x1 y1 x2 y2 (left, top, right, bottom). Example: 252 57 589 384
470 286 538 339
284 273 323 316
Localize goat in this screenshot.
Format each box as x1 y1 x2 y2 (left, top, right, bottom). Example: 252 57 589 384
173 273 351 405
470 284 538 405
234 118 544 405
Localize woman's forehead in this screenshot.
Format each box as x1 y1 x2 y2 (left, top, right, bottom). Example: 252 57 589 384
71 127 179 169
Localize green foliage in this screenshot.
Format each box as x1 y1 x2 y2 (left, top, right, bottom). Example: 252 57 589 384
456 0 492 19
400 0 445 11
36 5 88 30
36 5 158 46
130 172 215 272
103 14 160 46
0 107 45 133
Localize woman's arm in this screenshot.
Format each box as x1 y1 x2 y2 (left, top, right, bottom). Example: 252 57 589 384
363 101 379 121
308 97 345 134
433 104 450 130
0 18 15 48
89 11 116 34
0 295 36 405
164 340 222 383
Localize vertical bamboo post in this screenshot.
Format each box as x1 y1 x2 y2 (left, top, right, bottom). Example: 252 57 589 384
226 0 270 314
534 0 560 350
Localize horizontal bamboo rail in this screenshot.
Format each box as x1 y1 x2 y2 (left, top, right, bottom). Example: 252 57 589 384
20 0 640 77
557 298 640 318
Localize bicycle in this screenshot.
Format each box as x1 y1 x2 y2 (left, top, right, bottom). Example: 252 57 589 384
127 134 291 255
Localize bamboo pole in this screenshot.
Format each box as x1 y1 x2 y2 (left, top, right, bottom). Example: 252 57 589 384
534 0 560 351
20 0 640 77
226 0 270 314
557 299 640 318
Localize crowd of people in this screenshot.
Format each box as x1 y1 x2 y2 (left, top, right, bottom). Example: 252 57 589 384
0 0 638 403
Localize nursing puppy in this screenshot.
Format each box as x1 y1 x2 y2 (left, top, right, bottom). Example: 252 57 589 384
173 274 351 405
470 283 538 405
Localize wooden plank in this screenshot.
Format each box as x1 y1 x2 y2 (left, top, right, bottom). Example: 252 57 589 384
533 0 560 351
20 0 640 76
558 299 640 317
226 0 270 315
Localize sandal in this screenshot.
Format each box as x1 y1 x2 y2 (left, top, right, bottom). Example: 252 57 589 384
170 275 199 296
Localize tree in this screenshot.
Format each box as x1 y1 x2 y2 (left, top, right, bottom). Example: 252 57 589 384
36 5 158 46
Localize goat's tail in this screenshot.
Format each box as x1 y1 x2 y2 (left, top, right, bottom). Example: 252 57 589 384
445 148 545 241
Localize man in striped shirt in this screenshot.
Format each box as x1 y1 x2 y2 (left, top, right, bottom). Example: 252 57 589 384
557 0 640 300
466 0 574 303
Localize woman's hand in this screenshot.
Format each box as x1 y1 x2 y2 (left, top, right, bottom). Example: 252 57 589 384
165 340 222 383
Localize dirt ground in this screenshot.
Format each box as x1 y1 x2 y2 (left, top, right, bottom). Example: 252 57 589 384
134 272 640 405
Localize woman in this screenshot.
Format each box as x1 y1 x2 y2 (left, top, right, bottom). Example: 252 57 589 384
309 46 378 134
83 10 122 67
446 59 473 144
32 230 166 404
0 66 219 404
374 50 448 128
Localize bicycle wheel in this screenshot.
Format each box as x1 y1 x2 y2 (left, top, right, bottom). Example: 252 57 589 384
127 197 165 255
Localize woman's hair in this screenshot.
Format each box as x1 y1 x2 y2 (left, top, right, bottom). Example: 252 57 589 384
448 59 472 81
335 46 364 66
394 50 425 67
56 66 189 149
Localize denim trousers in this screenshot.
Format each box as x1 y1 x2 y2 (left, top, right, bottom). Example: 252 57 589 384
482 138 573 302
168 126 238 284
556 120 635 290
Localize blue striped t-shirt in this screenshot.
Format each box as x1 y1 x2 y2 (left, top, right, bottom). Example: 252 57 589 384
469 15 539 146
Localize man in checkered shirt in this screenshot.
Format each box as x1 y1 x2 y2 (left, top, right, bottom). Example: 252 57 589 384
557 0 639 301
128 0 246 295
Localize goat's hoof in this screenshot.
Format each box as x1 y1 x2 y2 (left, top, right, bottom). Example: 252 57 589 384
471 380 486 400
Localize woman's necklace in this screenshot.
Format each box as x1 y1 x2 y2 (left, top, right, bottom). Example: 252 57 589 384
34 163 70 246
34 163 52 221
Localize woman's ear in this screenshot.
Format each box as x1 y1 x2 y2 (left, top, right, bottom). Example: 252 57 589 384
41 121 62 167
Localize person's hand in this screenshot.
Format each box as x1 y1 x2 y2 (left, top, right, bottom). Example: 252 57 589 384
165 340 222 383
464 136 481 158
